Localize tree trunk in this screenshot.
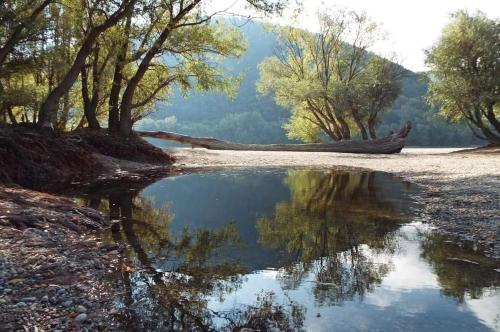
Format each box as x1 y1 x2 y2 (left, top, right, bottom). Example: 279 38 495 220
473 107 500 144
337 116 351 140
57 92 70 130
38 0 136 126
89 46 101 128
351 108 368 140
119 0 201 137
326 99 350 140
138 121 412 154
368 116 377 140
108 12 132 132
119 25 174 136
6 107 17 124
485 105 500 133
80 66 100 129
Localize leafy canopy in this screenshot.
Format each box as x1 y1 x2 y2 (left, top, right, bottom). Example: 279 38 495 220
425 10 500 143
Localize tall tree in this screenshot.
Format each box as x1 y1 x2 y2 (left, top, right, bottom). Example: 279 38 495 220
2 0 287 131
425 10 500 144
258 10 402 142
38 0 137 126
117 0 285 136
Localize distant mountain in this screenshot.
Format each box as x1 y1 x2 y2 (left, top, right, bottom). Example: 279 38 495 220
137 21 480 147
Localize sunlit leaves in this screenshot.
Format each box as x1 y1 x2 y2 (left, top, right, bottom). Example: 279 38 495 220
257 11 402 142
425 10 500 142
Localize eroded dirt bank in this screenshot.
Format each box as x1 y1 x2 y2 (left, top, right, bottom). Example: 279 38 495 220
168 147 500 259
0 125 177 330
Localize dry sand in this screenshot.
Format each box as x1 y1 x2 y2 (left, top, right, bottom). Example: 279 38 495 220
167 147 500 259
168 147 499 183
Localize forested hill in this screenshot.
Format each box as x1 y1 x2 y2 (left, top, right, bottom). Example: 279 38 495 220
136 21 480 147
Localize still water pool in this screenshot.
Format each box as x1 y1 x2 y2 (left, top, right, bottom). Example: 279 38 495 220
81 169 500 331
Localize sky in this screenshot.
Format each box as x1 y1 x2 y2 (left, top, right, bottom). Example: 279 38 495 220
210 0 499 72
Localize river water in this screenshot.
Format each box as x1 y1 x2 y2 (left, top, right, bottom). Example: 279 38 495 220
78 169 500 331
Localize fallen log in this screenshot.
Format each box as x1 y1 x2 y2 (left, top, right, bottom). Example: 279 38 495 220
138 121 412 154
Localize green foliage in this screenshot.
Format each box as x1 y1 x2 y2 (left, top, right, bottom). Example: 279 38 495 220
425 10 500 143
137 20 481 147
257 11 403 141
283 108 322 142
1 0 283 133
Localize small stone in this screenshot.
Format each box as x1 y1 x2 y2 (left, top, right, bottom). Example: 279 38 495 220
74 313 87 323
23 228 47 237
41 295 49 303
16 301 27 307
62 300 73 307
75 305 87 313
21 297 37 302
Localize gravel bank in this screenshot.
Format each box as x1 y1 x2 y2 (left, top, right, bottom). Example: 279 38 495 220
0 187 124 331
168 147 500 259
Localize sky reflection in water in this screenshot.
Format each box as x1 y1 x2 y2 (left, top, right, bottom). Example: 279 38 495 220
84 169 499 331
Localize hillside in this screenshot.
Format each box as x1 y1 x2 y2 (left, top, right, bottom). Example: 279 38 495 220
136 21 480 147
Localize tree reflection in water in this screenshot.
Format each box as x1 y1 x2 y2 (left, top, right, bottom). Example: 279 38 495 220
420 232 500 302
75 170 500 331
257 170 415 305
86 190 305 331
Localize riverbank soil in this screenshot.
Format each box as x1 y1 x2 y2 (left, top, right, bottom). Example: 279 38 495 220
0 125 176 330
169 147 500 259
0 124 174 190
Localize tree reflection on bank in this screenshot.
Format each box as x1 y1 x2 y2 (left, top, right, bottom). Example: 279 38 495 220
86 191 305 331
257 170 415 305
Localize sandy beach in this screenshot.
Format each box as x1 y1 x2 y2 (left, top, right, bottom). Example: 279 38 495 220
168 147 498 181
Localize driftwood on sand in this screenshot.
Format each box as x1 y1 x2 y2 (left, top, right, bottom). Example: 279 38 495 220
138 122 412 154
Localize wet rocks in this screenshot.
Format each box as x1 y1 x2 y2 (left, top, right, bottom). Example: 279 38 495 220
413 176 500 259
75 305 87 313
74 313 88 323
0 223 123 331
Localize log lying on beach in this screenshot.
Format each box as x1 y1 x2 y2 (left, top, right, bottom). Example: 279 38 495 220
138 121 412 154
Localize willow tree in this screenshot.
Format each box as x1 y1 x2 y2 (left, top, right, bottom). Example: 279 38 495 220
2 0 287 130
0 0 77 128
114 7 247 136
113 0 288 136
257 10 402 142
425 10 500 144
38 0 138 126
0 0 53 67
